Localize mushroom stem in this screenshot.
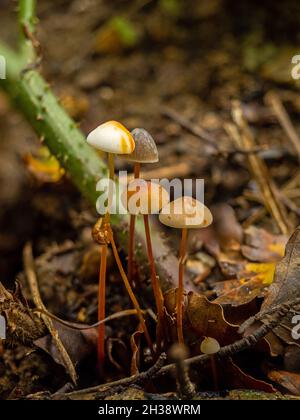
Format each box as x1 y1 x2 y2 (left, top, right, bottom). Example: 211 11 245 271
110 233 154 355
177 227 188 344
104 152 115 224
97 152 114 370
143 214 165 349
97 244 107 370
210 355 219 391
127 162 141 283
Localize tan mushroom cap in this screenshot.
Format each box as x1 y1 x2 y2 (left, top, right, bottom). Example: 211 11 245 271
159 196 213 229
87 120 135 154
123 128 158 163
200 337 220 355
121 179 169 215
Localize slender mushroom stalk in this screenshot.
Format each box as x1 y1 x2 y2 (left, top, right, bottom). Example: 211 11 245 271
127 162 141 283
87 120 153 367
169 343 195 399
159 197 213 344
121 128 159 284
200 336 220 391
122 179 169 351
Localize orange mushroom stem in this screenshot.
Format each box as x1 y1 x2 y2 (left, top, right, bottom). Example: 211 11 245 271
159 197 213 344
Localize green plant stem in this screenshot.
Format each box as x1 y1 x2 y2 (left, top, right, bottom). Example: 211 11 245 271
19 0 36 35
18 0 36 61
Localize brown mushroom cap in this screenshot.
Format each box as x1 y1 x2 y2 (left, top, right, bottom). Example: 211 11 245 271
159 196 213 229
121 128 158 163
200 337 220 355
121 180 169 215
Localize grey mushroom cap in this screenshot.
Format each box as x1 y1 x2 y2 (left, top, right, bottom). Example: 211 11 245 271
121 128 159 163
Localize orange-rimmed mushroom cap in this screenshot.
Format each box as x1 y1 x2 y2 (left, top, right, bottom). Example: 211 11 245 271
121 179 169 215
159 196 213 229
87 120 135 154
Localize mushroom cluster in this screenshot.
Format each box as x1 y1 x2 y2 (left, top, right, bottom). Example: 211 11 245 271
86 120 213 373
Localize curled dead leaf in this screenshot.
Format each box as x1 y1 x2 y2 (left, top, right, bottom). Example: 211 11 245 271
130 329 143 376
186 292 240 346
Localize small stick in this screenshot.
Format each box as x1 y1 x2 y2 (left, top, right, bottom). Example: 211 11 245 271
51 353 166 400
23 242 77 385
230 103 290 235
265 91 300 162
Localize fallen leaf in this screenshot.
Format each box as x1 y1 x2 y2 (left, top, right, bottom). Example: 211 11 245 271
34 321 97 368
94 17 139 54
260 226 300 349
60 94 89 120
241 226 287 262
186 292 240 345
267 368 300 395
221 358 276 393
164 290 240 346
24 147 65 183
214 262 276 306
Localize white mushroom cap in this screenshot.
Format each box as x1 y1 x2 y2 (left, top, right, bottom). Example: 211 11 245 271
87 120 135 154
121 179 169 215
123 128 158 163
200 337 220 355
159 196 213 229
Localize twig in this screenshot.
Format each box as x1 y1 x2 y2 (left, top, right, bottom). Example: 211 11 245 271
265 91 300 162
52 353 167 400
23 242 77 385
162 107 219 151
162 107 275 158
229 102 290 235
238 297 300 334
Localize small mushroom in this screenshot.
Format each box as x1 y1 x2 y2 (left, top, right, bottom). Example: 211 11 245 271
169 343 195 398
122 180 169 349
87 121 153 367
159 196 213 343
121 128 159 283
200 337 220 390
87 120 135 155
124 128 159 164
